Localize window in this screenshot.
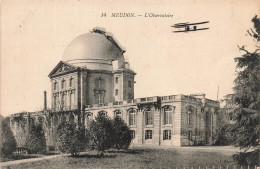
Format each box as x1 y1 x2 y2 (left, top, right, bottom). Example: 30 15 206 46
145 109 153 125
98 93 103 104
69 78 73 87
188 131 192 140
114 109 122 118
164 107 172 125
96 77 103 88
130 130 135 139
128 81 132 88
128 93 132 99
115 89 118 96
145 130 152 140
163 130 172 140
54 82 57 90
62 80 66 89
53 95 57 108
129 109 136 126
187 111 192 125
69 93 72 107
61 94 65 107
115 77 118 83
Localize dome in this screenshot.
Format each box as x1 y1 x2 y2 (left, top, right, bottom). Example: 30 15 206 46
62 32 124 70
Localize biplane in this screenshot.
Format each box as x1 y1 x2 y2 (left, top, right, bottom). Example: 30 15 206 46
171 21 209 33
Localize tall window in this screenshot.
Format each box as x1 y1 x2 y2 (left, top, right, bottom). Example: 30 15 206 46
62 80 66 89
163 130 172 140
115 89 118 96
130 130 135 139
164 106 173 125
54 95 57 108
187 111 192 125
128 93 132 99
145 130 152 140
129 109 136 126
61 94 65 107
188 131 192 140
54 82 57 90
128 81 132 88
145 109 153 125
96 77 103 88
98 93 103 104
69 78 73 87
114 109 122 118
69 93 73 107
115 77 118 83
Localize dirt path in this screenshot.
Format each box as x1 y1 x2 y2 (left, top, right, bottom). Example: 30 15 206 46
0 154 69 167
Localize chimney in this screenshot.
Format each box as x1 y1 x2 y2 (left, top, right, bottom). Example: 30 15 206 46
44 91 47 110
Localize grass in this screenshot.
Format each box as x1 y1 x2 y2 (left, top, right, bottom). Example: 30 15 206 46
1 146 242 169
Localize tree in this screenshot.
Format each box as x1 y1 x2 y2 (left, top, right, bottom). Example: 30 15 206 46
88 113 114 155
57 121 87 156
0 116 17 157
26 124 46 154
228 15 260 165
112 116 132 150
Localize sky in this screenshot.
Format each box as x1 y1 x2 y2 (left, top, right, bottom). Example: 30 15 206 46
1 0 259 116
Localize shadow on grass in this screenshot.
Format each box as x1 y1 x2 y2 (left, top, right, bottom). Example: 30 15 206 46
68 154 117 159
106 149 151 155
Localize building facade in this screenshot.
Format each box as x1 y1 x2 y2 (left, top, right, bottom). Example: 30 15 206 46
9 29 220 148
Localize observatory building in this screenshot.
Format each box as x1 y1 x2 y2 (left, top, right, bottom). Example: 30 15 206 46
9 29 220 148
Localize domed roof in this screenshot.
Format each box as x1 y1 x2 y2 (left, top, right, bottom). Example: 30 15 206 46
62 31 124 69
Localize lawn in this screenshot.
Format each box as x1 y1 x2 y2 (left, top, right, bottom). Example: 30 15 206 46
1 146 243 169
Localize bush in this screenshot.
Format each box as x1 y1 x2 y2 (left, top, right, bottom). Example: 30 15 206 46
88 113 114 154
112 116 132 150
26 124 46 154
233 149 260 166
57 121 87 156
0 116 17 157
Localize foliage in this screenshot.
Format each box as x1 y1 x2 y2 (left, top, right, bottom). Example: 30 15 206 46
0 116 17 157
112 116 132 150
227 15 260 165
88 113 114 153
57 121 87 156
26 124 46 154
214 124 233 145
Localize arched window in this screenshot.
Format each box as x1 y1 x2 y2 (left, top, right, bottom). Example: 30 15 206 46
187 111 192 125
145 130 152 140
129 109 136 126
145 108 153 126
114 109 122 118
164 106 173 125
163 130 171 140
